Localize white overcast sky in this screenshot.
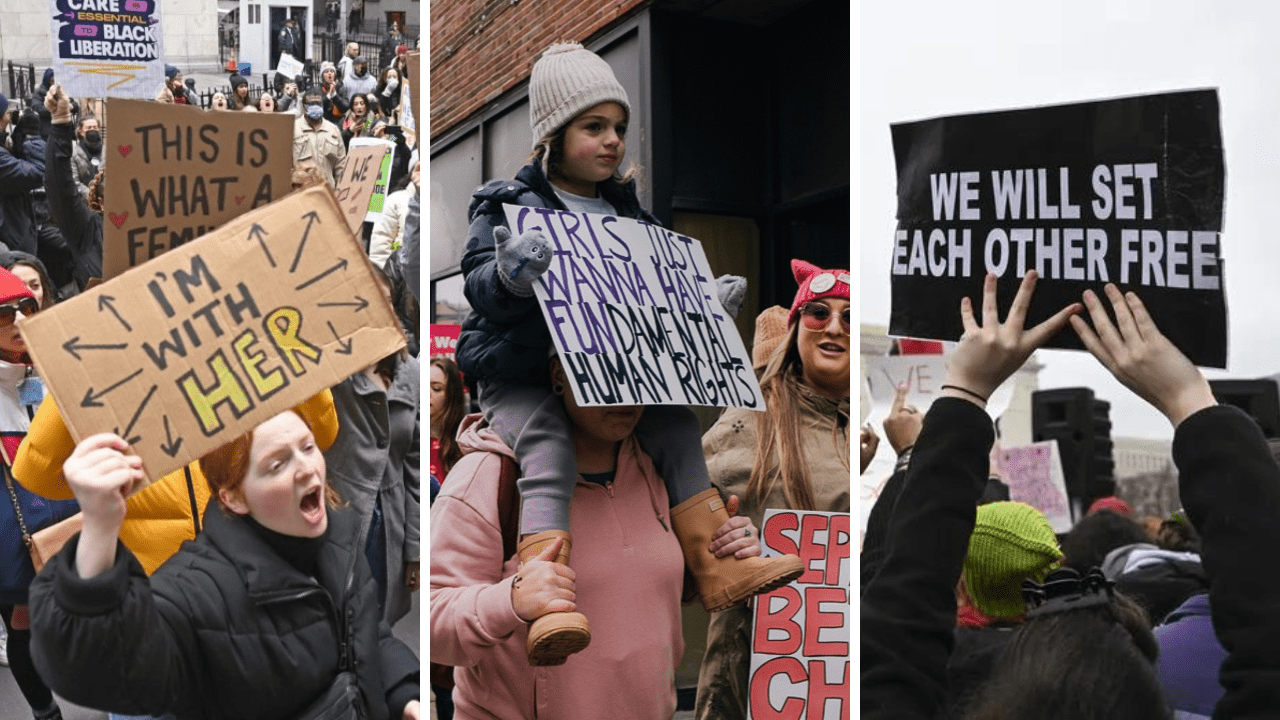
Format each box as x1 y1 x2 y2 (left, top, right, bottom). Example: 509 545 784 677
858 0 1280 440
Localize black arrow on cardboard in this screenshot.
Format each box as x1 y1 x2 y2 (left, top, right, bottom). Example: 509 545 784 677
248 223 277 269
113 384 156 445
98 295 132 333
296 258 348 291
327 321 353 355
160 415 183 458
62 336 128 361
290 210 322 273
317 295 369 312
82 368 144 408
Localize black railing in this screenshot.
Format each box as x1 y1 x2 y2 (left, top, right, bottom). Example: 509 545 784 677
6 62 37 106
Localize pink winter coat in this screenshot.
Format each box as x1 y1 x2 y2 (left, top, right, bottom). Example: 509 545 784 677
429 414 686 719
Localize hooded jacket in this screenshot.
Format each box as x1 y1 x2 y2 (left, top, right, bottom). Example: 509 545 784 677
30 504 420 719
454 159 658 385
429 414 685 719
326 357 421 625
695 386 851 720
13 390 338 575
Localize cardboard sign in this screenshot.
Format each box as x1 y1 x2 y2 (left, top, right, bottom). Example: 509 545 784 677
504 205 763 408
49 0 164 99
103 99 294 279
21 185 406 483
749 510 851 720
275 52 303 79
332 142 388 233
400 51 419 133
351 137 394 222
889 89 1227 367
429 324 461 359
995 442 1073 532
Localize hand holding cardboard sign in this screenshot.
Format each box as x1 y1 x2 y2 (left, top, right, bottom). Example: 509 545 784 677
44 84 73 125
494 225 552 297
1070 284 1216 428
511 537 577 622
946 271 1081 405
63 433 145 579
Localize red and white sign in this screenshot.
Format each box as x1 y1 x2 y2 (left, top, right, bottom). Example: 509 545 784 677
749 510 851 720
430 324 461 359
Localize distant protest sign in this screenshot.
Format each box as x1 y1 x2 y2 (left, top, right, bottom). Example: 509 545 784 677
996 442 1073 532
103 99 293 279
890 89 1227 367
504 205 762 408
749 510 851 720
49 0 163 99
401 51 419 134
350 137 394 222
429 324 460 360
333 142 388 233
21 185 406 483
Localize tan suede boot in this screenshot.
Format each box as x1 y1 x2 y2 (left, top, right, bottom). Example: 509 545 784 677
670 488 805 612
516 530 591 666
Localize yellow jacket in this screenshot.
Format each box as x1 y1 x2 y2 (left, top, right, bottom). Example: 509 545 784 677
13 390 340 575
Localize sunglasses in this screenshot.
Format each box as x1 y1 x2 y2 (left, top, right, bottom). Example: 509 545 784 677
799 302 850 335
0 297 40 327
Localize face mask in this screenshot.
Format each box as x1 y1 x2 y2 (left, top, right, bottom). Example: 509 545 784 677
84 130 103 152
386 78 399 90
355 66 367 77
305 103 324 121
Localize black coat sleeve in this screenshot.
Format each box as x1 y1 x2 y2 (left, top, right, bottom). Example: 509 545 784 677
29 535 203 718
1172 405 1280 719
861 398 994 720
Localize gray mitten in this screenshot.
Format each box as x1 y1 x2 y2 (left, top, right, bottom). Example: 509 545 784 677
715 274 747 318
494 225 552 297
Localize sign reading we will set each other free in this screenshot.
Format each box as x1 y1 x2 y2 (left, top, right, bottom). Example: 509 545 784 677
103 99 294 280
504 205 763 408
889 89 1227 367
49 0 163 99
749 510 851 720
21 185 406 484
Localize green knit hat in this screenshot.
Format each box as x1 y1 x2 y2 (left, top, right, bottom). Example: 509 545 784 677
963 501 1063 618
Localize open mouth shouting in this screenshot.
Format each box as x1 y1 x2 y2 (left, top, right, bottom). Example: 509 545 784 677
299 484 326 526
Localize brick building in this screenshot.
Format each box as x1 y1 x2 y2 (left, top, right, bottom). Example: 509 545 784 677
429 0 849 705
430 0 850 357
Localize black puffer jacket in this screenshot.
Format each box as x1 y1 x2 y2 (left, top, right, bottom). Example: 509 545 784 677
30 504 420 719
454 160 659 385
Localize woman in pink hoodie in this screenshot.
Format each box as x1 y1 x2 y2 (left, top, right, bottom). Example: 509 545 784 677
430 353 763 718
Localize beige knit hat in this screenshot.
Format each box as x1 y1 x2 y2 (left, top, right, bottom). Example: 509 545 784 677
529 42 631 144
752 306 789 371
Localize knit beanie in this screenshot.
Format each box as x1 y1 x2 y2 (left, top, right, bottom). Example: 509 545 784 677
752 306 789 371
528 42 630 144
963 501 1063 619
788 259 851 327
0 266 36 306
0 92 8 116
165 64 180 80
230 74 248 90
1087 496 1133 518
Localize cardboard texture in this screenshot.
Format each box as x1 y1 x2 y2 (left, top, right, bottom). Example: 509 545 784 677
401 51 419 135
21 185 407 484
332 142 388 233
103 99 294 279
348 137 394 223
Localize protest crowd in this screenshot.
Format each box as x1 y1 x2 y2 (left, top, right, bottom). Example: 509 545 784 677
0 32 423 720
428 42 851 720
